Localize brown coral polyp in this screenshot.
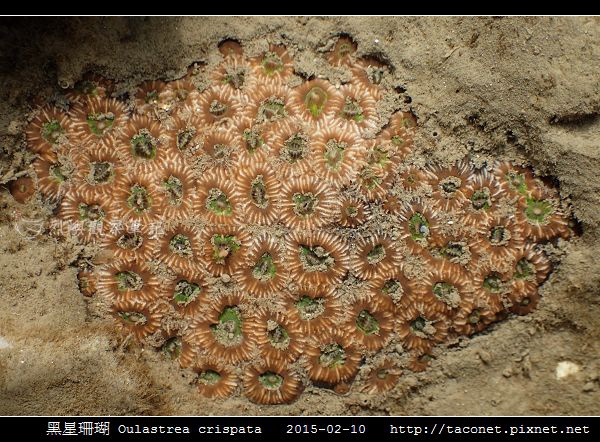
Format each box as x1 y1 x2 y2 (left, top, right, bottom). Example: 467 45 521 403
305 330 361 385
190 294 256 364
243 360 302 405
286 231 349 287
236 235 287 297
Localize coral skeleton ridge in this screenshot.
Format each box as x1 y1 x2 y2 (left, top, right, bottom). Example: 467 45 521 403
18 37 574 405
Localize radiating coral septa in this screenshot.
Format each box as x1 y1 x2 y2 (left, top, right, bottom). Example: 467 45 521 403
351 232 402 280
162 268 207 318
196 169 240 225
26 104 73 156
65 73 115 103
189 293 256 364
280 175 338 230
518 187 571 242
243 358 302 405
193 358 238 399
305 329 361 386
156 223 201 273
361 358 401 395
250 44 294 85
337 197 370 227
327 35 358 67
346 294 395 352
235 161 281 225
286 283 341 335
286 231 349 287
199 226 250 276
97 260 161 305
251 310 305 362
69 97 128 145
111 299 167 342
235 235 287 297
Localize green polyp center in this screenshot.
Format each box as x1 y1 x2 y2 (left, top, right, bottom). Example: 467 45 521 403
409 212 430 240
468 309 481 324
259 98 286 122
403 115 417 128
177 128 196 151
252 252 276 281
360 167 381 190
433 282 458 302
368 144 391 166
86 112 115 136
356 309 380 335
525 198 553 223
259 372 283 390
520 297 531 307
506 171 528 194
172 87 189 102
376 368 389 380
173 279 201 304
118 311 146 325
169 233 193 257
282 133 308 163
410 316 426 332
115 271 143 291
162 337 182 359
78 202 105 221
198 370 221 385
366 244 386 264
489 225 509 245
206 188 233 216
267 323 290 349
323 140 346 170
211 234 241 264
243 128 263 153
76 80 98 96
130 130 157 160
382 279 401 296
471 189 491 210
440 177 461 195
42 120 63 144
441 241 465 259
223 68 246 89
250 176 269 208
292 192 317 216
345 205 359 218
515 258 534 279
116 232 143 251
391 135 405 146
89 161 113 184
164 175 183 205
209 99 227 117
319 343 346 369
49 163 68 182
337 42 354 58
299 245 335 272
261 52 284 75
483 273 503 292
295 295 325 320
210 306 243 345
127 184 152 213
341 97 364 122
144 90 159 104
305 87 328 117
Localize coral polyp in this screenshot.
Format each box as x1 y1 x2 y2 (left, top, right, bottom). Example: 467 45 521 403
21 36 575 405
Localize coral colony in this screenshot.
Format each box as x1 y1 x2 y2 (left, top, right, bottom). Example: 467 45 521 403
15 37 573 404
